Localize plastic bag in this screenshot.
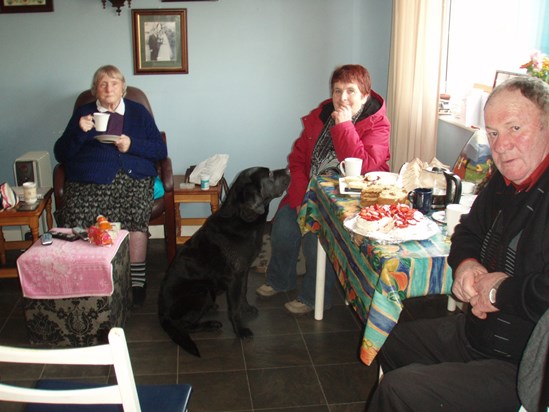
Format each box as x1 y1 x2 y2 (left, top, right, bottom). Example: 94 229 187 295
0 182 19 210
189 154 229 186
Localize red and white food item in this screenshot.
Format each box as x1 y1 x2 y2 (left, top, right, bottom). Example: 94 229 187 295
356 203 423 233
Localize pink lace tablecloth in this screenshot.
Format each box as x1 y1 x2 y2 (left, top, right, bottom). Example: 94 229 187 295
17 228 129 299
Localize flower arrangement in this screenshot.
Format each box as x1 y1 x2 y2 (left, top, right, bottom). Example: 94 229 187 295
520 51 549 83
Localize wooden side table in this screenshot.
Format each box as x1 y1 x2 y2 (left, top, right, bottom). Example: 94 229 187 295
0 188 54 278
173 175 223 245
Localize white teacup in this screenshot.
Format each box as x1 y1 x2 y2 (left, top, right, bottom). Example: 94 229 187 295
446 203 470 237
339 157 363 177
93 112 110 132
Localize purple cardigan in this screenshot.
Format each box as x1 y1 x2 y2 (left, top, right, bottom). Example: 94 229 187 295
54 99 167 184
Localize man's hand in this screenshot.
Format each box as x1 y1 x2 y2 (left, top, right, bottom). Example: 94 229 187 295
452 259 487 302
469 272 508 319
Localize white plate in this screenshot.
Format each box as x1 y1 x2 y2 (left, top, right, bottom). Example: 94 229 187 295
431 211 446 224
339 172 402 196
96 134 120 144
344 213 440 244
339 178 362 196
363 171 400 185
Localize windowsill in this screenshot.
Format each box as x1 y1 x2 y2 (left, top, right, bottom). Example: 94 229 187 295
438 115 480 131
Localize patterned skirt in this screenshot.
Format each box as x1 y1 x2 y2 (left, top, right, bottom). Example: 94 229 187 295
57 171 154 232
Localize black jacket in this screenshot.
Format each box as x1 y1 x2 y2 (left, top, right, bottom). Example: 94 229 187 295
448 167 549 363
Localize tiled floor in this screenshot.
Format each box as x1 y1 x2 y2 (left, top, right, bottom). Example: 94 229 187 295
0 236 450 411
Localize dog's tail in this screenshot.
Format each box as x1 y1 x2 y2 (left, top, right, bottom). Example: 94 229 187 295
160 318 201 357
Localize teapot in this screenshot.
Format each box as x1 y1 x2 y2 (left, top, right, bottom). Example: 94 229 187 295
426 167 462 210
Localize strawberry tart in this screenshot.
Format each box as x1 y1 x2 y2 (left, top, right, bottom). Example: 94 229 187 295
355 204 422 234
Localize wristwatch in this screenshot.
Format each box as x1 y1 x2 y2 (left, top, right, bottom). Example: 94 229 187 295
489 287 498 305
489 279 505 305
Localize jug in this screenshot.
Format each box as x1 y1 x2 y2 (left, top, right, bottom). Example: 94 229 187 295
427 167 462 210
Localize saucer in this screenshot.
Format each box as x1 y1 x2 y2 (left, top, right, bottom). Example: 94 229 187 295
96 134 120 144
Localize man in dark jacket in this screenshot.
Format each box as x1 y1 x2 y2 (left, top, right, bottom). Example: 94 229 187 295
368 77 549 411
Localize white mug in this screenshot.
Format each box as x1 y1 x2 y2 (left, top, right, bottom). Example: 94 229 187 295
23 181 37 204
339 157 363 177
461 181 476 195
93 112 110 132
446 203 470 237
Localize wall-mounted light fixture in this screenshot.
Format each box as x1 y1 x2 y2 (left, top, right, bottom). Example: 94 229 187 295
101 0 131 16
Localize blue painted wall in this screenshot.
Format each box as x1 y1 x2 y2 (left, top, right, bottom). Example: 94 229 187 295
0 0 392 191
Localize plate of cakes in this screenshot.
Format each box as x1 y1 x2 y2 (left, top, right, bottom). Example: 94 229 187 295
339 172 401 196
344 203 440 243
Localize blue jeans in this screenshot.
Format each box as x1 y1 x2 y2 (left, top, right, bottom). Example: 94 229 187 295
266 204 336 309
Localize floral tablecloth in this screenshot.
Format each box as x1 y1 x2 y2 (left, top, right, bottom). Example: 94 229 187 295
298 175 453 365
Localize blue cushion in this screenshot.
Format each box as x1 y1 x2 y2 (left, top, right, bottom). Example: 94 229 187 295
153 176 165 200
26 379 192 412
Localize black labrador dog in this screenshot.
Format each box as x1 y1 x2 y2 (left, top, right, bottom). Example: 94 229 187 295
158 167 290 357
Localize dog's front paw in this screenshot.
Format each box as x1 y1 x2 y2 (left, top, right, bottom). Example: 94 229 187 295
237 327 254 339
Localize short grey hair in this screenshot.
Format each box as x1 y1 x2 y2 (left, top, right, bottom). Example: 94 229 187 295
486 76 549 126
90 65 127 97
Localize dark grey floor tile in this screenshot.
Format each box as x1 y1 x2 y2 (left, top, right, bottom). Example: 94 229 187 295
248 366 325 409
245 307 300 336
0 363 44 381
124 312 171 342
180 370 252 411
133 373 179 385
179 338 245 373
42 364 110 380
243 334 311 369
316 363 377 405
260 407 329 412
304 331 363 365
329 402 368 411
295 306 360 334
0 316 32 346
127 340 178 376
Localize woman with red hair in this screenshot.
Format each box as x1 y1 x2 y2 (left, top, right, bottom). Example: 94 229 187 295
257 64 391 314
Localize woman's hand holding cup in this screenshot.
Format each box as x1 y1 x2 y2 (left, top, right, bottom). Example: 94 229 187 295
79 114 94 132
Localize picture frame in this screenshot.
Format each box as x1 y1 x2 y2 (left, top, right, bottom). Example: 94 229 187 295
0 0 53 13
492 70 527 89
132 9 188 75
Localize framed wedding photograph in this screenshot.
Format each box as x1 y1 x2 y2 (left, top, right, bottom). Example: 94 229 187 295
132 9 188 75
0 0 53 13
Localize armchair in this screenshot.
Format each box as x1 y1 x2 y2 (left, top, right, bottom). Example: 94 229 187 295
53 86 177 263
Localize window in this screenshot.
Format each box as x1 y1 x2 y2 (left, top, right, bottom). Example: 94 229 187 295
441 0 547 97
440 0 547 127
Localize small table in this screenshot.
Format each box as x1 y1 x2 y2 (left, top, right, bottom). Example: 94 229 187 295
173 175 223 244
0 188 54 278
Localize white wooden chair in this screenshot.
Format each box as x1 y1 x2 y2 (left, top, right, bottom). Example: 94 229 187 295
0 327 192 411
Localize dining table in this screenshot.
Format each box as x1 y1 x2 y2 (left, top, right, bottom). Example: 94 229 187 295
297 174 454 366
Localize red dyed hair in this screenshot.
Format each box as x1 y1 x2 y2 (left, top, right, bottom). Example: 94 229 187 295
330 64 371 95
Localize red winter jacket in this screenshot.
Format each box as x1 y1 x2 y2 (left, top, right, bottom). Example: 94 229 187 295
281 90 391 209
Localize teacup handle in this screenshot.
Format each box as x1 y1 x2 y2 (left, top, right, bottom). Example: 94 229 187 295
339 161 346 176
407 191 416 204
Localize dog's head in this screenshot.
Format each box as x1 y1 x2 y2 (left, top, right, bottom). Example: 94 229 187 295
221 167 290 222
